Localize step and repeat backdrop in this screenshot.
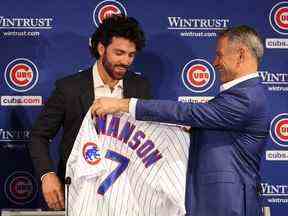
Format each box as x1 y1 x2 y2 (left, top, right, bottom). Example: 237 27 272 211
0 0 287 214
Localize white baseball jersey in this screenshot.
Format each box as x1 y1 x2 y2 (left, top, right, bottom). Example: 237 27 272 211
66 110 190 216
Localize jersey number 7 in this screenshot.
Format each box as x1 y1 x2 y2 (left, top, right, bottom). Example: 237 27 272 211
97 150 130 195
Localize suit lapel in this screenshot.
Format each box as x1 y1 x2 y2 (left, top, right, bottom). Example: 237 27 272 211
123 78 129 98
123 74 137 98
79 68 94 117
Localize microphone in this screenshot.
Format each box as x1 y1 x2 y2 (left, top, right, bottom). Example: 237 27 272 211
65 177 71 216
262 206 271 216
65 176 71 185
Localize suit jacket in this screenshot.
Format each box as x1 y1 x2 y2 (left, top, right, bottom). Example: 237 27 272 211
135 77 269 216
29 68 151 182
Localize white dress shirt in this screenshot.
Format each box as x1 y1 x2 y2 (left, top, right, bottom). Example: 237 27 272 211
219 72 259 92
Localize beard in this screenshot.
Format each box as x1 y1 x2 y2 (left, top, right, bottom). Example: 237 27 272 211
102 52 130 80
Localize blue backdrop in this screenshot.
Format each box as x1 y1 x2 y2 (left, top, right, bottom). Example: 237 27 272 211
0 0 288 215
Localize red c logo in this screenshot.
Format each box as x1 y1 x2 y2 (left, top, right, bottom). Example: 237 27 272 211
187 64 210 88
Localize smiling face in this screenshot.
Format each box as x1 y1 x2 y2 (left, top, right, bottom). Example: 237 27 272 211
213 36 239 84
98 37 137 80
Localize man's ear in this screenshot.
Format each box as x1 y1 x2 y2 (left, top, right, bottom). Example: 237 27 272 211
240 47 245 60
237 46 245 65
97 42 105 57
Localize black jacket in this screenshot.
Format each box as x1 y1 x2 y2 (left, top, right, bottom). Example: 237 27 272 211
29 68 151 182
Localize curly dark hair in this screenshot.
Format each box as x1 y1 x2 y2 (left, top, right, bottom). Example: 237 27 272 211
90 15 146 59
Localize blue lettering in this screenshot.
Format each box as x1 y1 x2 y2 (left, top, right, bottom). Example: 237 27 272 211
96 116 107 135
107 116 120 138
128 131 145 150
118 121 136 143
142 150 163 168
136 140 154 158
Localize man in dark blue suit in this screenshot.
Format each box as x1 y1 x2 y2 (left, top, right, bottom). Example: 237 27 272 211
91 25 270 216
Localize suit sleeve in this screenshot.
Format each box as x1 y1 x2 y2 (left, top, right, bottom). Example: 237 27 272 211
136 89 251 130
28 81 66 177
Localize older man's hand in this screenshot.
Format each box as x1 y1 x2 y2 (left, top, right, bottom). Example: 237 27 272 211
91 97 130 117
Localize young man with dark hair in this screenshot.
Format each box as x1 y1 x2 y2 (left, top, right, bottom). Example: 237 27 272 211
29 15 151 210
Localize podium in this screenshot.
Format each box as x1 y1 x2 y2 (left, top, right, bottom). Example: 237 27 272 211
1 211 65 216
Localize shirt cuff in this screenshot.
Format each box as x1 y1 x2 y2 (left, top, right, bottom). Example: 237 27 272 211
129 98 138 118
41 171 56 181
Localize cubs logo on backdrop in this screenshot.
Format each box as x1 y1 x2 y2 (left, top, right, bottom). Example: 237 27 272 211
269 1 288 35
4 171 37 205
93 0 127 27
270 113 288 147
83 142 102 165
181 59 216 93
4 58 39 92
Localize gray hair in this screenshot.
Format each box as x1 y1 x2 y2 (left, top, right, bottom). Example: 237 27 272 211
218 25 264 65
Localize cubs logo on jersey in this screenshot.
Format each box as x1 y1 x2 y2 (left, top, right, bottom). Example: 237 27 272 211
83 142 102 165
